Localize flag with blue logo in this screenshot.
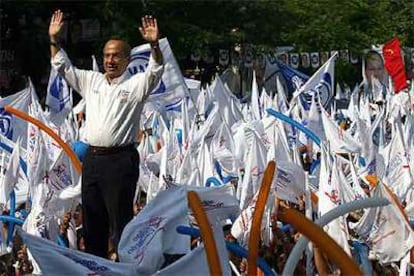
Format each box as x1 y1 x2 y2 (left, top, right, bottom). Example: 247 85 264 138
275 59 309 94
127 38 188 109
0 86 31 146
291 53 336 110
46 67 72 126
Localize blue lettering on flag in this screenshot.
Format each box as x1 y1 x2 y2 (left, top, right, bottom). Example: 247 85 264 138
0 108 13 139
128 50 166 95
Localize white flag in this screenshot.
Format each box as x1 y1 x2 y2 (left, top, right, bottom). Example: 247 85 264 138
190 184 240 222
208 76 243 127
251 71 262 120
273 161 305 204
238 132 267 209
118 186 189 274
47 149 79 192
20 230 140 275
351 182 414 263
26 104 50 188
321 107 361 153
318 152 351 255
307 94 325 142
0 137 21 204
383 120 413 202
231 188 274 247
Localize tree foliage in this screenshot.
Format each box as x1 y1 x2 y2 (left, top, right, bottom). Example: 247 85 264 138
3 0 414 91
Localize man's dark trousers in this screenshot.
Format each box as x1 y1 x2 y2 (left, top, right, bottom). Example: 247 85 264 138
81 145 139 258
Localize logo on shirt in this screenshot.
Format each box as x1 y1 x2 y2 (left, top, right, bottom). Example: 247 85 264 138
118 89 131 102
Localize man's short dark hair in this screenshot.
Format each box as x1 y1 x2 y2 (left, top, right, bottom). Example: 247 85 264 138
105 36 131 57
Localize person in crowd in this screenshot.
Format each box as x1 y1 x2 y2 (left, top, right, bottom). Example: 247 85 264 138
48 9 164 258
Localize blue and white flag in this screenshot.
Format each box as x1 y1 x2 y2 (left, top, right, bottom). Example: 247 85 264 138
47 149 79 192
118 186 189 274
0 86 31 146
0 137 21 204
292 53 337 110
128 38 188 108
275 59 309 94
20 230 141 275
46 67 72 126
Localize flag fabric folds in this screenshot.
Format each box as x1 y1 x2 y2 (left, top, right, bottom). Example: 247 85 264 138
292 54 336 110
118 186 189 274
20 230 140 275
383 37 407 93
128 38 188 108
0 137 21 204
46 67 73 126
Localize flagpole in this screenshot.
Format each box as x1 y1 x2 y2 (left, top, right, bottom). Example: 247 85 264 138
247 161 276 276
279 207 362 275
187 191 222 275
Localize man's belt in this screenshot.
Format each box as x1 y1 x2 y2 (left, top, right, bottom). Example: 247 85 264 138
88 144 135 155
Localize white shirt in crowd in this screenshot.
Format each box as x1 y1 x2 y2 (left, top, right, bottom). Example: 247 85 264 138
52 49 164 147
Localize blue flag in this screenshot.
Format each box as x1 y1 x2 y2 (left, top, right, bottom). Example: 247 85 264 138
276 60 309 94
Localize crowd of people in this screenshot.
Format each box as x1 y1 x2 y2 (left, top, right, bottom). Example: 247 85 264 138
0 188 405 275
0 6 413 276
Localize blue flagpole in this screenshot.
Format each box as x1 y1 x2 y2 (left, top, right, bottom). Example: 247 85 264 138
0 141 28 245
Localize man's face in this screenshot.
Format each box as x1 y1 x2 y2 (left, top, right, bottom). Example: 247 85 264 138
103 40 130 80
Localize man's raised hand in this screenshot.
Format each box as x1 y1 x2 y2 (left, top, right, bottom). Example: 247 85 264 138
139 15 159 43
49 10 64 40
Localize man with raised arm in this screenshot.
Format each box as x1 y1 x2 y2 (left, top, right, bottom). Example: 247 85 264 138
49 9 164 258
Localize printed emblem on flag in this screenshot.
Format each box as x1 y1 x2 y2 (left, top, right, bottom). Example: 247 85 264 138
0 108 13 139
127 51 166 95
127 216 166 263
50 75 70 110
302 72 332 108
62 252 110 273
200 200 224 211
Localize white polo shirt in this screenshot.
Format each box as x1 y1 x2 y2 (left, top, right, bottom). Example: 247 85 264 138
52 49 164 147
